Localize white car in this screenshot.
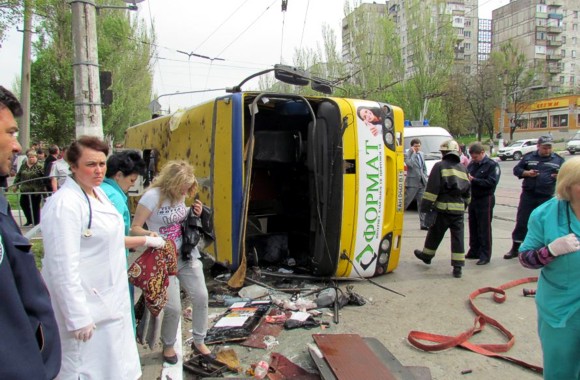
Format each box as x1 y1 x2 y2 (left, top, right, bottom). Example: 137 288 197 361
566 132 580 155
497 139 538 161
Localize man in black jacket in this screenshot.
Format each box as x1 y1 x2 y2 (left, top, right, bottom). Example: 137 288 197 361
43 144 59 192
504 136 564 259
0 86 61 379
465 143 501 265
414 139 471 278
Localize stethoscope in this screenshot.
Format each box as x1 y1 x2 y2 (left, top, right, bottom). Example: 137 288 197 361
79 185 93 238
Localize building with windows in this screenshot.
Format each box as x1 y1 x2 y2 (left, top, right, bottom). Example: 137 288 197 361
496 94 580 140
492 0 580 93
478 19 492 64
341 0 481 79
341 2 388 65
386 0 479 76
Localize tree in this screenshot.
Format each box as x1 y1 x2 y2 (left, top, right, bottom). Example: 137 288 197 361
29 0 154 145
29 0 75 146
460 62 502 141
97 8 154 142
341 1 403 101
440 73 472 137
490 41 543 141
0 0 22 45
399 0 456 125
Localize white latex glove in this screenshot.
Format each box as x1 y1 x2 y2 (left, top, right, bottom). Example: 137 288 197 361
547 233 580 256
145 236 166 249
73 323 96 342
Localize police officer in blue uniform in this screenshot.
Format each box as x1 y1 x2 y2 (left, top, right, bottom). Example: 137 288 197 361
504 135 565 259
0 86 61 379
465 143 501 265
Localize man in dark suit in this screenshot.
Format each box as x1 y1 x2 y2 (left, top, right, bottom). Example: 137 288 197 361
0 86 61 379
404 138 429 229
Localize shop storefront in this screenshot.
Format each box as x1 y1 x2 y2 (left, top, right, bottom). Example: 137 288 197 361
496 95 580 140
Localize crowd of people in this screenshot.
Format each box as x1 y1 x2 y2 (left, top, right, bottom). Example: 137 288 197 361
0 87 212 379
2 82 578 379
406 134 578 379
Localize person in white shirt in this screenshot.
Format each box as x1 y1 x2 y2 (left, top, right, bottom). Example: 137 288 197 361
49 146 71 192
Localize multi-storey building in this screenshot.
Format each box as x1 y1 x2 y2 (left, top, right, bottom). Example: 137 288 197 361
341 2 388 65
386 0 479 77
478 19 492 65
492 0 579 93
341 0 480 79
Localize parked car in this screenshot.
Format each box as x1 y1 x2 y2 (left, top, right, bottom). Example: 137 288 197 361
497 139 538 161
566 132 580 155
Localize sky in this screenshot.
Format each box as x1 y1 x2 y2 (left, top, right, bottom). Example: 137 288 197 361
0 0 509 112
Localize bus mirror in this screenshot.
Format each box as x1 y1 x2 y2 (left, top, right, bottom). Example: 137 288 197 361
311 78 332 95
274 64 310 86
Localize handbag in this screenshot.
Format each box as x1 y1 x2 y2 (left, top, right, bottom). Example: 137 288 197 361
181 205 215 260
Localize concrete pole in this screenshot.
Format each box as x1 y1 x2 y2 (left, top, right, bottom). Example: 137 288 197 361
19 0 32 150
71 0 103 139
499 90 506 149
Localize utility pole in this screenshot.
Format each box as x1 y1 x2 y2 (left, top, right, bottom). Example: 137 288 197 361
70 0 103 139
19 0 32 149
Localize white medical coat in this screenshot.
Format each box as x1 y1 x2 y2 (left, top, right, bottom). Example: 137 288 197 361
41 179 141 379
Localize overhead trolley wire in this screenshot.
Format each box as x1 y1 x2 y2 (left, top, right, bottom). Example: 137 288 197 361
299 0 310 52
214 0 277 59
192 0 251 55
280 0 288 63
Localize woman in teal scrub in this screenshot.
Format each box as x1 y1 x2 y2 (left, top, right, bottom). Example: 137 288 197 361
101 150 146 244
519 156 580 379
101 150 147 329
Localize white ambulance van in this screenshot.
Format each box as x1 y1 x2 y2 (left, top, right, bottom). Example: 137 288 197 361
404 126 453 174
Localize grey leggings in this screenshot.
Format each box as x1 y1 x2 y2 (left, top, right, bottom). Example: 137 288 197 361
161 255 208 349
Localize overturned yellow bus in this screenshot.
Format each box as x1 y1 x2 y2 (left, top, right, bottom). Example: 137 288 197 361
125 66 405 278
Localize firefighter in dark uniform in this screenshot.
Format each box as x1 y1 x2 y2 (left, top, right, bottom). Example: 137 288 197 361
414 139 471 278
504 135 565 259
0 86 61 379
465 142 501 265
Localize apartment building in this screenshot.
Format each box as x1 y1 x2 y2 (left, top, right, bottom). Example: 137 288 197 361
478 19 492 64
341 1 480 79
492 0 580 93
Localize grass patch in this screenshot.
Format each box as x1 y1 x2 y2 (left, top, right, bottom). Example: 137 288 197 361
31 240 44 269
4 191 21 210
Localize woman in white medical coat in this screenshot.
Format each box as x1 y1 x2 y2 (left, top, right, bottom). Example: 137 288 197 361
41 136 162 379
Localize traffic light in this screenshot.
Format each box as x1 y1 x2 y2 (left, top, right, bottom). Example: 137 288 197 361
100 71 113 106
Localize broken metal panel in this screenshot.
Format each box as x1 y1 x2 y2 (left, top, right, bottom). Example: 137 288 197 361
313 334 397 380
364 337 430 380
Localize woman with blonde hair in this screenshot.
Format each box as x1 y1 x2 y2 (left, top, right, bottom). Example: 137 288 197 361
519 156 580 379
131 160 211 364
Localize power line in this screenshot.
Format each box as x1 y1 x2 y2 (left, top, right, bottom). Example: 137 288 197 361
193 0 251 54
280 0 287 63
299 0 310 52
215 0 277 59
147 0 165 92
